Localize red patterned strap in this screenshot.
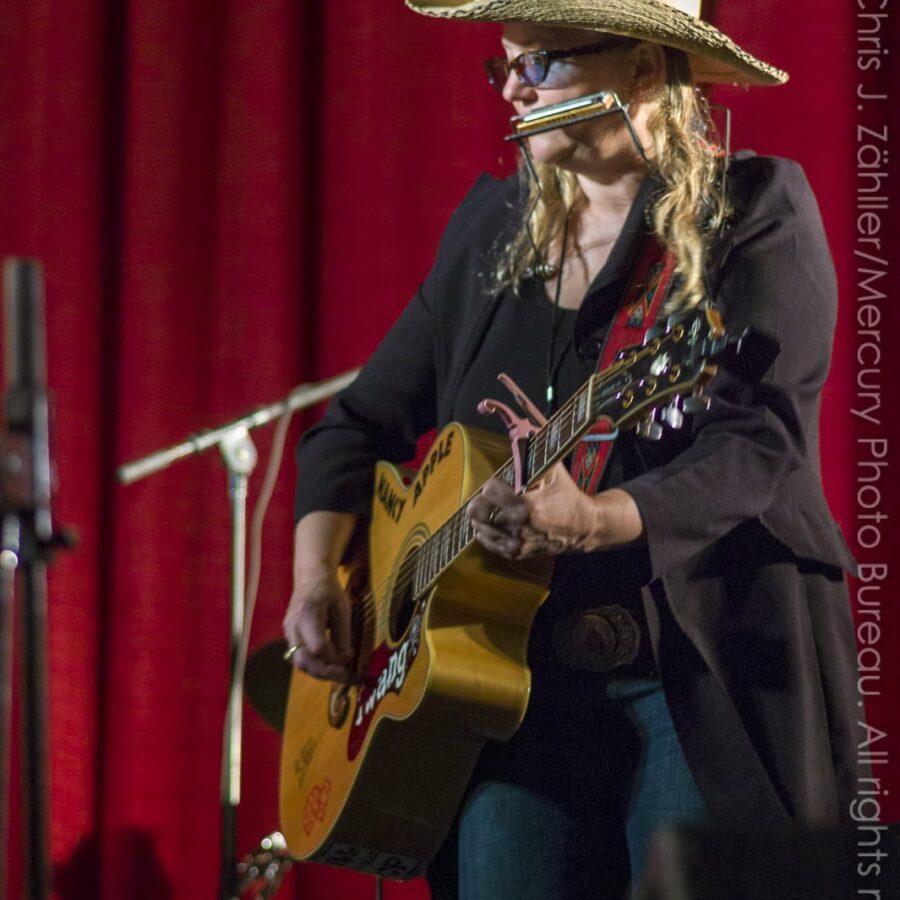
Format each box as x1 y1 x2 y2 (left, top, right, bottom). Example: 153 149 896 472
570 236 677 495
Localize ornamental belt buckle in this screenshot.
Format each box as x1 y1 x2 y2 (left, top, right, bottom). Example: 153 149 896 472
553 604 641 673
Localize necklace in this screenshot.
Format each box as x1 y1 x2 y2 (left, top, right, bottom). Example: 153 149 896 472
544 213 571 416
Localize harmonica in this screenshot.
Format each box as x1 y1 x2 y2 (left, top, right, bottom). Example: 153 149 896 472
505 91 624 141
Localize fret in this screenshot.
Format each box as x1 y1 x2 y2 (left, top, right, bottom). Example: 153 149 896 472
417 539 426 590
531 435 543 480
526 442 537 482
445 524 453 567
434 529 443 574
450 513 460 556
548 417 561 456
575 384 589 426
421 542 431 592
435 530 443 574
559 407 572 447
455 512 467 554
425 534 436 581
413 550 424 597
424 537 436 585
445 519 455 561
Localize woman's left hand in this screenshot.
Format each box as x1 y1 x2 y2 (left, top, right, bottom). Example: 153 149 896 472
466 463 644 561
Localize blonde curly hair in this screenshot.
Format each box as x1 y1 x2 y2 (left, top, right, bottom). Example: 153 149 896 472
495 46 731 312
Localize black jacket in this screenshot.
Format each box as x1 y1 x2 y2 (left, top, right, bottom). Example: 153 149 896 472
295 154 861 826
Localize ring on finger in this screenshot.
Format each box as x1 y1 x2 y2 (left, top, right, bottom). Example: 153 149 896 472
283 642 304 661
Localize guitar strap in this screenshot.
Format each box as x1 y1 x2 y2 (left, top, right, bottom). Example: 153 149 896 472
570 235 677 495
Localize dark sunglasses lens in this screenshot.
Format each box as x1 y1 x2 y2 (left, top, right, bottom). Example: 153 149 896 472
516 52 547 87
484 57 509 91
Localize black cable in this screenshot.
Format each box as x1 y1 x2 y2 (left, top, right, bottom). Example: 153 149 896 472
544 212 571 416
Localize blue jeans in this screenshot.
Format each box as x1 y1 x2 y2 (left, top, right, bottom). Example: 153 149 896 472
428 677 707 900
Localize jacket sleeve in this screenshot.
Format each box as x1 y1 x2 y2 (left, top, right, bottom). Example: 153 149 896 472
620 157 839 580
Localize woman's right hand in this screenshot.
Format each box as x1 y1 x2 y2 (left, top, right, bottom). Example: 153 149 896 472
283 510 360 683
283 568 355 683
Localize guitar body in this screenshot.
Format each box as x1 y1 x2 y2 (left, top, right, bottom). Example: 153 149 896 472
279 423 552 879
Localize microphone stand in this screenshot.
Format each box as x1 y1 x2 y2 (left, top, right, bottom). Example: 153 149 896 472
0 259 73 900
117 368 358 900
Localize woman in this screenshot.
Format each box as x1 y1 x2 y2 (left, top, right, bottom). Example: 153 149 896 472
283 1 860 896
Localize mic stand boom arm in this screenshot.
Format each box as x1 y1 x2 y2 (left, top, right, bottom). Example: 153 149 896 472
117 369 359 486
117 367 358 900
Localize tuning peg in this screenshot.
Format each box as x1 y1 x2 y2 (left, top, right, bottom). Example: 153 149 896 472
682 392 712 414
662 400 684 430
636 412 664 441
642 420 664 441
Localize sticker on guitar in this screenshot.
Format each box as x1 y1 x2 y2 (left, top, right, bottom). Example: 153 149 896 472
347 613 422 760
291 736 317 790
303 778 332 835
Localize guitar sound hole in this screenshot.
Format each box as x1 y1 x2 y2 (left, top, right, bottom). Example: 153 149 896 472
389 548 417 643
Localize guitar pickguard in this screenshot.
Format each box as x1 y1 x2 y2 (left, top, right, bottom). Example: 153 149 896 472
347 609 423 760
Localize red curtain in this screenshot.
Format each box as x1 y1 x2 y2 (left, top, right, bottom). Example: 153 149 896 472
0 2 896 898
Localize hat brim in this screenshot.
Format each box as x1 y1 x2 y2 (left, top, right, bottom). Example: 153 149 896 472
405 0 788 86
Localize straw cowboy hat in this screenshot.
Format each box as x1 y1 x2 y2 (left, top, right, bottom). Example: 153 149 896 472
405 0 788 86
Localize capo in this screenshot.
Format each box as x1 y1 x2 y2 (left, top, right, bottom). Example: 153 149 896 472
477 373 548 492
497 373 548 427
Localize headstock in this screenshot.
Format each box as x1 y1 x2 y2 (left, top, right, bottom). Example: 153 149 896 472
594 305 777 441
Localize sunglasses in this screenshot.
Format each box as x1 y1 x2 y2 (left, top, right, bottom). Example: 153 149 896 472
484 38 631 93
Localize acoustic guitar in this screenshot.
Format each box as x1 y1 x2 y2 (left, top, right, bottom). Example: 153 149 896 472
278 305 774 879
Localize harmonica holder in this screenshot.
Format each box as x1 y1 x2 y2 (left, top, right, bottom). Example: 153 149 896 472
505 91 649 163
507 91 649 282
